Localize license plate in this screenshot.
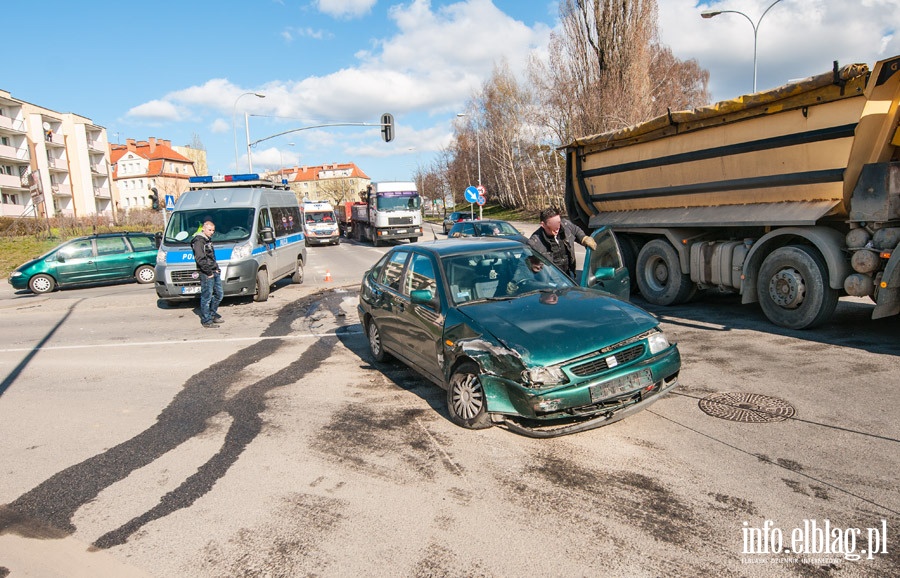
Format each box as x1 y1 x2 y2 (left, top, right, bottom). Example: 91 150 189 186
589 369 653 402
395 229 407 234
181 286 201 294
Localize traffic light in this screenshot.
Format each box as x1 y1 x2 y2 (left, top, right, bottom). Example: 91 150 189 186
381 113 394 143
148 188 160 210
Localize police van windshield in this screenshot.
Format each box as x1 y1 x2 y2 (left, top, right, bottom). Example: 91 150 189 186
164 208 255 244
376 193 420 212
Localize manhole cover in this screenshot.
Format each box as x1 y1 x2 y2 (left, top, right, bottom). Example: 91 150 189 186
698 392 796 423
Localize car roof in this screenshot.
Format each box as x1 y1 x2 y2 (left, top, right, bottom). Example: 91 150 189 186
397 237 524 257
68 232 153 241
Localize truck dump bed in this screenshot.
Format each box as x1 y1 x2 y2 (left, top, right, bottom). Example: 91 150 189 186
565 56 900 229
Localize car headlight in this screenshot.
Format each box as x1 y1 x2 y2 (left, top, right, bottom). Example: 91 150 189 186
647 331 670 355
231 242 252 260
10 271 22 278
156 249 166 264
524 366 568 387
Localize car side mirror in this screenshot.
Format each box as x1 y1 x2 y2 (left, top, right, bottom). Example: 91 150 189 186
56 253 66 263
259 227 275 244
410 289 435 306
588 267 615 286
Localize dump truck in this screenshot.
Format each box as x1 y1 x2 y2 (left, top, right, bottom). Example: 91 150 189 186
563 55 900 329
348 181 423 246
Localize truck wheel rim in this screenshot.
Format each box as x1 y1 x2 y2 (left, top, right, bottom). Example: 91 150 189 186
769 268 805 308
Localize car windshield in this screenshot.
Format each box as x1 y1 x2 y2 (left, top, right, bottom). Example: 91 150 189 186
442 246 574 305
164 208 255 244
477 222 519 236
376 192 420 211
305 211 334 223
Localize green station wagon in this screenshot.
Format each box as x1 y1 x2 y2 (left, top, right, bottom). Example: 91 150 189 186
358 231 680 437
8 232 159 294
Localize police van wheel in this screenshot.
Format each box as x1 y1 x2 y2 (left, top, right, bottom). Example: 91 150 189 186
254 269 270 302
292 260 304 284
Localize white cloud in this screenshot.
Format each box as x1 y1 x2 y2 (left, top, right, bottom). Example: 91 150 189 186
210 119 230 134
125 99 185 122
317 0 376 19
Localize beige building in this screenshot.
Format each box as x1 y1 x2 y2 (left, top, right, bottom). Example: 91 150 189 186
110 138 199 211
0 89 113 218
271 162 370 204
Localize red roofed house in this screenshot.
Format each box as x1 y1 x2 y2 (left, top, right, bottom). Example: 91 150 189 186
272 162 370 204
110 138 197 212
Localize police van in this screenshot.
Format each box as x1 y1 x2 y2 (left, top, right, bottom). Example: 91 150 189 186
301 201 340 246
154 174 306 302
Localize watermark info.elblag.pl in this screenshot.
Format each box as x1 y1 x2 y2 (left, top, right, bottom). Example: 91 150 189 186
740 519 889 564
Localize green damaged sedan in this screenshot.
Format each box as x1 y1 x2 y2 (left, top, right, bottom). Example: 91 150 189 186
357 233 680 437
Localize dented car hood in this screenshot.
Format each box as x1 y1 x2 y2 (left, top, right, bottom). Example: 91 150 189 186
456 288 659 366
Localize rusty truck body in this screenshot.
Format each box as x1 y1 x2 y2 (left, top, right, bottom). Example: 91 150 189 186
564 55 900 329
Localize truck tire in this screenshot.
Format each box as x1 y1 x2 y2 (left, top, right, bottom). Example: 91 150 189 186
254 269 270 302
756 245 838 329
636 239 694 305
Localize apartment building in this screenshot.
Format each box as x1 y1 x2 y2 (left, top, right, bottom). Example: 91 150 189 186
0 90 113 218
273 162 370 204
110 138 198 211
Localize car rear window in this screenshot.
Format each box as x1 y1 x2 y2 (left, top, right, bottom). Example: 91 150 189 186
129 235 155 251
97 237 128 255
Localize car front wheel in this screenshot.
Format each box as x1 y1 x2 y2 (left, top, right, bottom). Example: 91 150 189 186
29 274 56 294
447 362 492 429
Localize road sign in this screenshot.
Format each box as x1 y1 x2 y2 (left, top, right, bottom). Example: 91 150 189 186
476 195 486 206
464 186 479 204
165 194 175 211
476 185 486 196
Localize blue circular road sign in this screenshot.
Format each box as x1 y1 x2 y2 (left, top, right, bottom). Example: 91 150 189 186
464 186 479 204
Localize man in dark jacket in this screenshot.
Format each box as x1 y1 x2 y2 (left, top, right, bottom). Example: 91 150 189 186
527 207 597 279
191 219 224 328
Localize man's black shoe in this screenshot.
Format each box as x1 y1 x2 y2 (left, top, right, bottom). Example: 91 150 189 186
202 321 219 328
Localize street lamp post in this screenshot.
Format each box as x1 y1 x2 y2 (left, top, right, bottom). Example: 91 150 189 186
232 92 265 171
456 112 483 218
701 0 784 93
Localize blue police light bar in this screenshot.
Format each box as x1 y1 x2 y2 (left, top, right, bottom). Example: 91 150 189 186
189 173 260 183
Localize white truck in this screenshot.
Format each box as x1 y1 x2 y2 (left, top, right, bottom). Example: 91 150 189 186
301 200 340 246
349 181 423 246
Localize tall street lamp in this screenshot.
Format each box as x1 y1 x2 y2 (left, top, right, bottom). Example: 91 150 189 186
456 112 482 218
702 0 784 93
232 92 265 171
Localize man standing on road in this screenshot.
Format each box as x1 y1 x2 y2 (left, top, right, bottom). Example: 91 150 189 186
528 207 596 279
192 219 224 328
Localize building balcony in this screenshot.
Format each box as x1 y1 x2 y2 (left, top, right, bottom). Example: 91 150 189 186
0 114 26 134
45 133 64 147
86 138 106 152
47 158 68 172
93 186 111 198
90 163 108 175
0 142 29 163
0 173 28 191
51 183 72 197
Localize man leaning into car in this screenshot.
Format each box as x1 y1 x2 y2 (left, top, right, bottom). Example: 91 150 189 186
192 219 224 328
527 207 596 279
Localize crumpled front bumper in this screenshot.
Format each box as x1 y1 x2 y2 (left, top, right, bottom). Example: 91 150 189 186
497 372 679 438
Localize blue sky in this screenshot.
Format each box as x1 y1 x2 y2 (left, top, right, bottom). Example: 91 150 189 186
6 0 900 184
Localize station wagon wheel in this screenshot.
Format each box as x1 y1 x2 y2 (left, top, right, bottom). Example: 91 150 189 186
447 362 492 429
134 265 155 284
28 274 56 294
366 318 391 362
254 269 270 302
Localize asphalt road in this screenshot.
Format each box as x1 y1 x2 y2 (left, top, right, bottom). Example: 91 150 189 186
0 231 897 577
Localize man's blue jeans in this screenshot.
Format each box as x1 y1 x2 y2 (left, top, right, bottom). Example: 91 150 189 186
199 272 223 324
